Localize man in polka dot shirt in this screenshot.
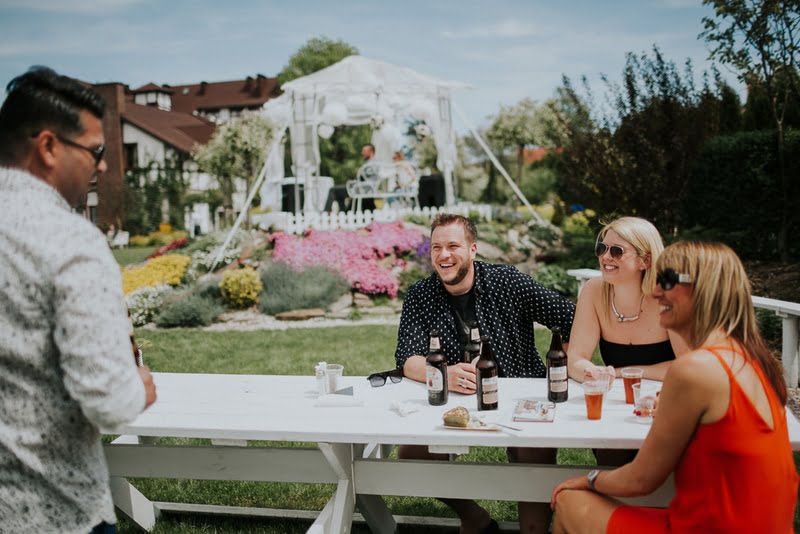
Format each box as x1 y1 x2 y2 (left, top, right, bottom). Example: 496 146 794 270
395 213 575 534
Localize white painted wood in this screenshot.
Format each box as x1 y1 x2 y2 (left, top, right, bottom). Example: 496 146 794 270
354 459 674 507
330 479 356 534
109 477 159 531
104 444 337 483
429 445 470 455
309 491 336 534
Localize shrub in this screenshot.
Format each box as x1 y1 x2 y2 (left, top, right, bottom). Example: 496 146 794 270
756 308 783 354
155 294 223 328
122 254 191 294
220 267 263 309
260 263 350 315
398 265 430 298
130 235 151 247
126 284 175 326
190 279 224 302
148 237 190 259
534 264 579 299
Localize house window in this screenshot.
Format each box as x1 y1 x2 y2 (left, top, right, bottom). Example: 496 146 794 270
124 143 138 171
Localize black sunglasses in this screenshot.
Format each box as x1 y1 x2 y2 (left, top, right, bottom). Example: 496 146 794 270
656 268 693 291
368 368 403 387
57 135 106 165
595 242 627 259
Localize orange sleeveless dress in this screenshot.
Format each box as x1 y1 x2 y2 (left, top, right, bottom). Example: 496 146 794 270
607 345 798 534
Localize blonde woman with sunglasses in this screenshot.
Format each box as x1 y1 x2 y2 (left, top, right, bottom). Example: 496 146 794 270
550 242 797 533
567 217 687 385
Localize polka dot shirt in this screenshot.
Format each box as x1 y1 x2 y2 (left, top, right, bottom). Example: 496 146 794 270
395 261 575 378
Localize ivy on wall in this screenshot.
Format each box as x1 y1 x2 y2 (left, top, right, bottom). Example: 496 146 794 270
123 154 190 235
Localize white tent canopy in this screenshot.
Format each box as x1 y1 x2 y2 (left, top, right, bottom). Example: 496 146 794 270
260 55 469 209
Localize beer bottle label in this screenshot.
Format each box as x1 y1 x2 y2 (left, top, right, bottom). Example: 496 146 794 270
429 337 441 351
426 366 444 392
469 328 480 343
481 376 498 404
549 366 568 392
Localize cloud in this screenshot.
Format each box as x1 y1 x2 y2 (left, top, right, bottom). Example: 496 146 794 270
442 19 537 39
0 0 149 13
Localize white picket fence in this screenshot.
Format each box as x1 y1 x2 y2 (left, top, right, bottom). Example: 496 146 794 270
252 205 492 235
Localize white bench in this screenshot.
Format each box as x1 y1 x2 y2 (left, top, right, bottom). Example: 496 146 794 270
110 231 130 248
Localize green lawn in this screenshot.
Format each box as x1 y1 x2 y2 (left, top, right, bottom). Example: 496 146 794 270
118 326 595 533
112 245 157 266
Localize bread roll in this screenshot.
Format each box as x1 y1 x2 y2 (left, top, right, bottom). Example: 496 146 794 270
443 406 470 427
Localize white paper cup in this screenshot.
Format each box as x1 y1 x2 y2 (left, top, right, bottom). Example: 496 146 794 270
326 364 344 393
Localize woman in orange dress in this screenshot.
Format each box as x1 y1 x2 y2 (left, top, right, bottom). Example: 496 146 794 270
550 241 798 533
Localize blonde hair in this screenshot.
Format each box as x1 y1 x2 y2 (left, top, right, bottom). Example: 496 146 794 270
598 217 664 320
657 241 786 404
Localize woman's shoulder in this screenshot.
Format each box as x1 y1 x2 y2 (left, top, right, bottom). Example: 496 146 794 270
576 277 604 304
667 348 729 386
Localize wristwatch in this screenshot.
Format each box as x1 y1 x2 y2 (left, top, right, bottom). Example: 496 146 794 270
587 469 601 491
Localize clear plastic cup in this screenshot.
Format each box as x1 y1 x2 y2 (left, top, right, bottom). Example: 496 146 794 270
632 382 660 423
326 364 344 393
621 367 644 404
582 380 606 420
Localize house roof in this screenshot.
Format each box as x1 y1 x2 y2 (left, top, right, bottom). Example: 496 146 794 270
132 82 174 94
166 75 280 114
123 103 215 154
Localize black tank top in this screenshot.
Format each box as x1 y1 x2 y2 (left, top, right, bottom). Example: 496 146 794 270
599 338 675 368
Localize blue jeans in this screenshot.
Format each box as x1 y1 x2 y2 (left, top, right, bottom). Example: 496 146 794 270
89 522 117 534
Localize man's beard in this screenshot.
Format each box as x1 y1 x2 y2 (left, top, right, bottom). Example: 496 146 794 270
439 262 470 287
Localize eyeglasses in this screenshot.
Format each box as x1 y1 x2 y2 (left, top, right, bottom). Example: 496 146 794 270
656 268 693 291
595 242 627 259
368 369 403 387
56 135 106 165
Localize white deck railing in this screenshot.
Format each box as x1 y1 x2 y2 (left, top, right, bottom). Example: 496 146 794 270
567 268 800 387
252 205 492 235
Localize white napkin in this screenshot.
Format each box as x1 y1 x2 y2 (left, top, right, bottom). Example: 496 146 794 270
314 394 364 407
390 400 421 417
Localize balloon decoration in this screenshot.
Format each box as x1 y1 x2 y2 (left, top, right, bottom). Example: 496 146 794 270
321 101 348 126
318 124 335 139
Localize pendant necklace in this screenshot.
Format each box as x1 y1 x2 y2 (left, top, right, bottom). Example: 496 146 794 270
611 290 645 323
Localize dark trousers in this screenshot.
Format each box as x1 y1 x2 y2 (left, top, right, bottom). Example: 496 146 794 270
90 522 117 534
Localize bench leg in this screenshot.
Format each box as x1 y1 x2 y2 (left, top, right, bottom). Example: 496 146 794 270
110 476 159 531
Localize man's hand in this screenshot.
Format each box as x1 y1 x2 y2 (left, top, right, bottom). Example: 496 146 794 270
137 366 157 409
448 362 477 394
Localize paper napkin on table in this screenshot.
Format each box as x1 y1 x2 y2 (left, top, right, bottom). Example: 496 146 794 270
390 401 421 417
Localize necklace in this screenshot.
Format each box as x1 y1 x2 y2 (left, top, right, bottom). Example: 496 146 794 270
611 290 645 323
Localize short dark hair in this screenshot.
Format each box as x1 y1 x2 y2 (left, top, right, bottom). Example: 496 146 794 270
430 213 478 243
0 66 105 164
363 143 375 152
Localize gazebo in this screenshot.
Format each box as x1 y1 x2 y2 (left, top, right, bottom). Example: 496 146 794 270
259 55 468 211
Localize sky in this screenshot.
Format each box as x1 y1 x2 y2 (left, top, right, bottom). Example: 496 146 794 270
0 0 740 130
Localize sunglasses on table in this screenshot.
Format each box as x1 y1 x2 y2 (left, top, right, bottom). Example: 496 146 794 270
368 368 403 387
656 268 693 291
594 242 628 259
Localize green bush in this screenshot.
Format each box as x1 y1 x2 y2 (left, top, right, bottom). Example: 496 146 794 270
190 279 224 303
398 265 430 298
534 264 579 299
260 263 350 315
220 267 263 309
756 308 783 354
154 294 223 328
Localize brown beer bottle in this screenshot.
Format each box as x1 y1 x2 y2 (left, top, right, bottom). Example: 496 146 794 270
463 322 481 364
476 335 498 411
546 327 568 403
128 308 143 367
426 330 448 406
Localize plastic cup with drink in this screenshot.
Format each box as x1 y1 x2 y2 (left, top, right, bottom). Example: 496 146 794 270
632 382 660 423
621 367 643 404
582 380 606 420
326 364 344 393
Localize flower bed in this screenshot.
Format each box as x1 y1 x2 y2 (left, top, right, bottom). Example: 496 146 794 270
122 254 191 294
271 222 425 298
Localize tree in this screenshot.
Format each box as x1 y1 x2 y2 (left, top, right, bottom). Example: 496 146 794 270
277 37 357 86
486 98 553 184
701 0 800 260
193 112 276 226
549 47 738 232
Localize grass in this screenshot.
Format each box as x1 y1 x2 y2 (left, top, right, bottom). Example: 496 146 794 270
112 245 157 266
118 327 596 533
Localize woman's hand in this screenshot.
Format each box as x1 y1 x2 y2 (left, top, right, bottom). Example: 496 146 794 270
550 475 591 510
448 363 477 394
583 364 616 389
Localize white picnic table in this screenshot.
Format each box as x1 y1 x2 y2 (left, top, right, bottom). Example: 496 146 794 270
105 373 800 533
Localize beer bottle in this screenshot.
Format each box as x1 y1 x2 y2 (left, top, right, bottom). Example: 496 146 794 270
426 330 448 406
463 322 481 364
546 327 568 403
476 335 498 411
128 307 143 367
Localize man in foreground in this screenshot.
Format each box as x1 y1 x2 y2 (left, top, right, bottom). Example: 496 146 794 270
0 66 157 534
395 213 575 534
